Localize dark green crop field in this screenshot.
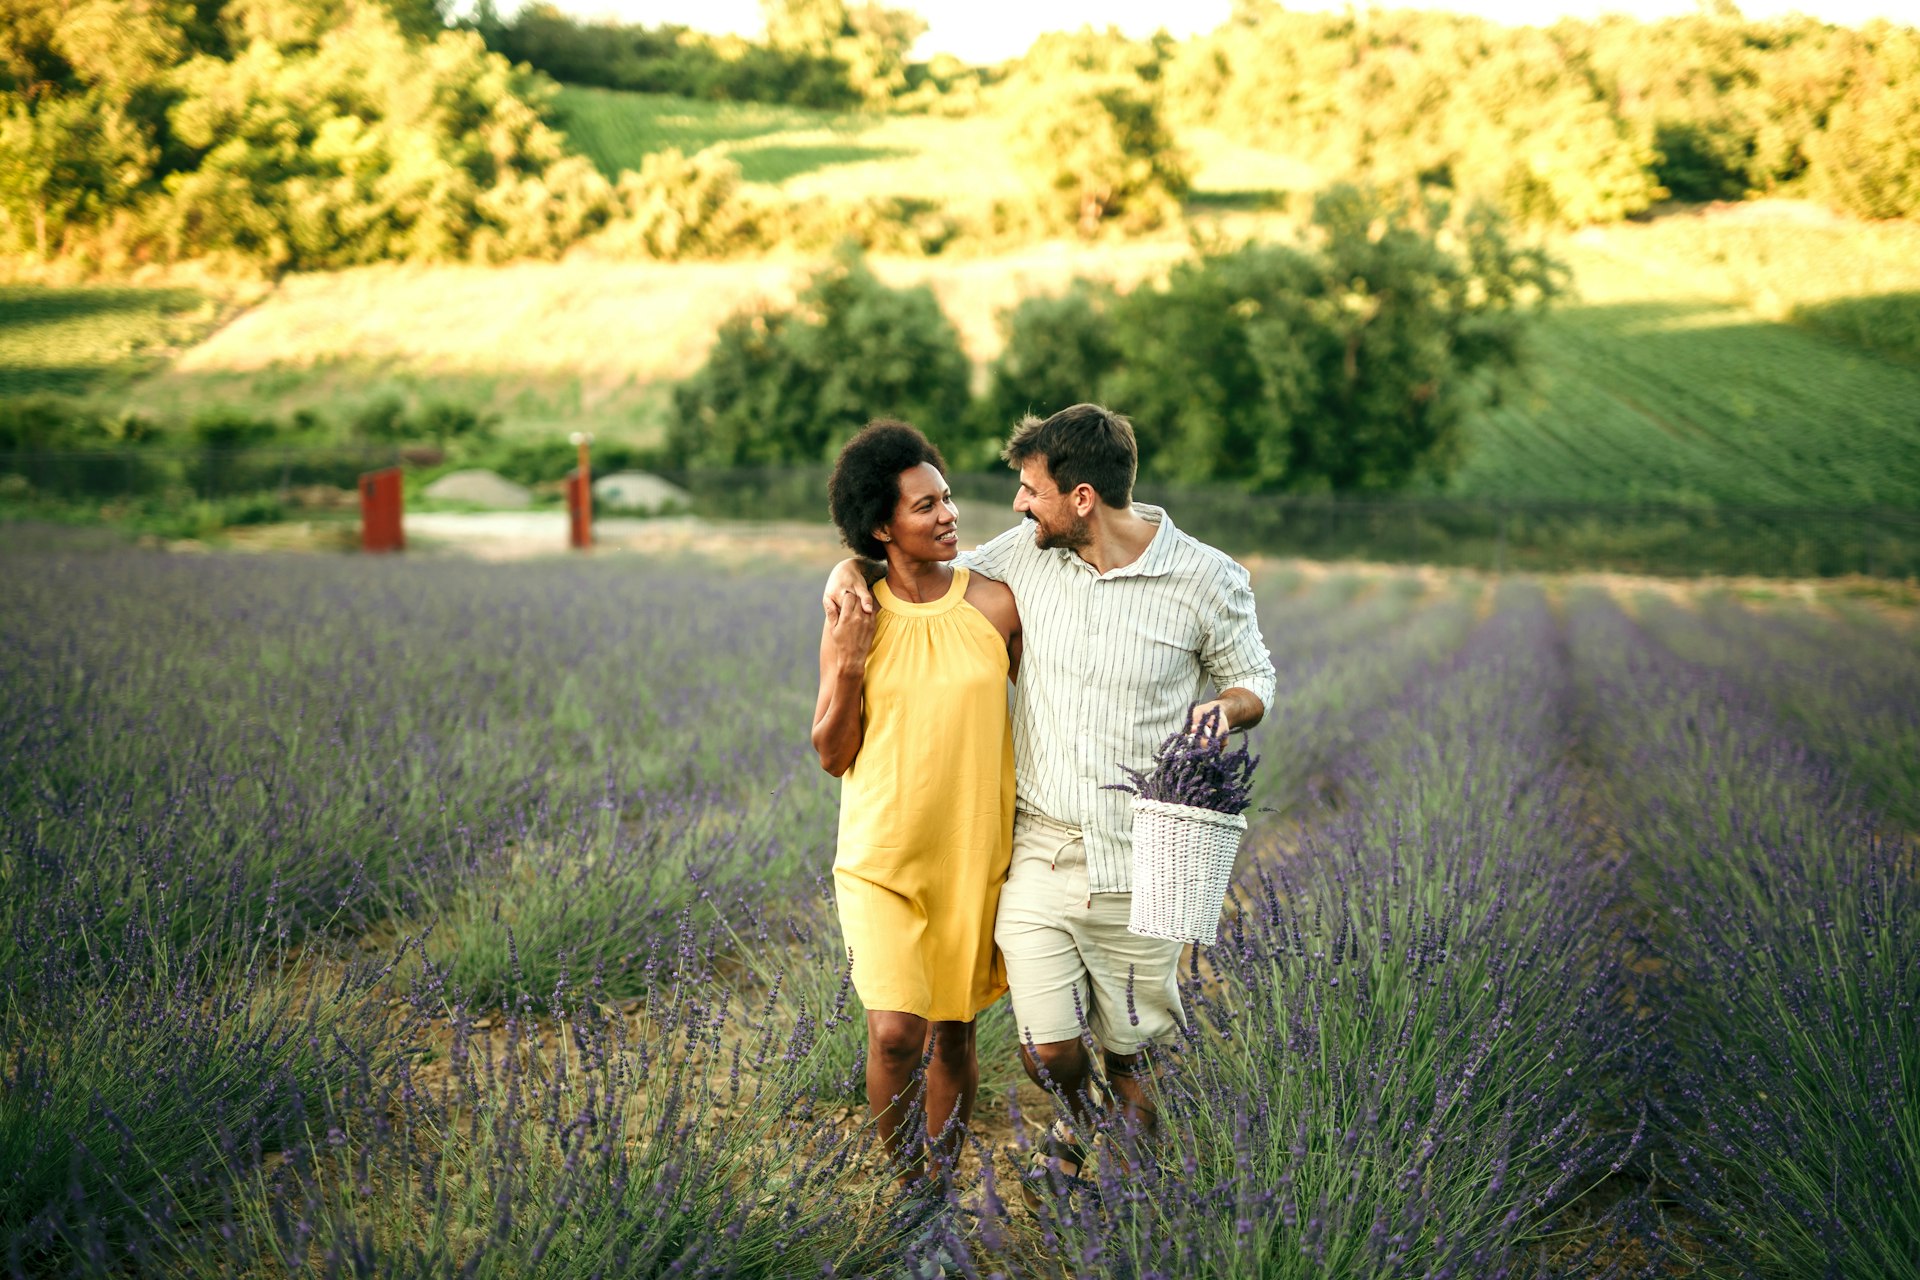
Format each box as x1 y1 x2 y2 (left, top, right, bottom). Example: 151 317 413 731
0 285 217 397
1453 299 1920 508
1452 237 1920 509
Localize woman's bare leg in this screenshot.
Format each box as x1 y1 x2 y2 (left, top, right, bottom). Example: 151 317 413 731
867 1010 931 1185
922 1019 978 1178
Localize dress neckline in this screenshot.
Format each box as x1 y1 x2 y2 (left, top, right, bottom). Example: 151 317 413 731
876 567 970 617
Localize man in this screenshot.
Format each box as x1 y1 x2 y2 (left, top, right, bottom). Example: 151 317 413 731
822 403 1275 1188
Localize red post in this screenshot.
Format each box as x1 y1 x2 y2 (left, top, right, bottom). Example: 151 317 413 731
359 467 404 553
566 470 590 549
567 431 593 550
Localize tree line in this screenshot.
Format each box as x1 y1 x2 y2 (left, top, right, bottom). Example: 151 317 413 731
0 0 619 266
1165 4 1920 223
481 2 1920 225
1 0 1914 268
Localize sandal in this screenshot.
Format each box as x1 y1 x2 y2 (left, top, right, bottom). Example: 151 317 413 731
1020 1119 1094 1210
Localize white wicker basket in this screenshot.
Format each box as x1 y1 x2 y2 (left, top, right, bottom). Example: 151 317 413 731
1127 796 1247 945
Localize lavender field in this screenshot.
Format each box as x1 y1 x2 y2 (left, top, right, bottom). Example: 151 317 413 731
2 548 1914 1279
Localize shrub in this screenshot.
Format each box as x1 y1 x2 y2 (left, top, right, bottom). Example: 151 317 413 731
348 395 410 442
0 394 89 451
595 147 754 261
1008 72 1189 236
414 398 496 442
469 154 619 263
669 246 972 467
189 407 277 449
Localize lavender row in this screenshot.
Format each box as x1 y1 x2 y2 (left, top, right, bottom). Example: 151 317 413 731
1248 571 1484 815
6 906 946 1276
0 549 853 1269
0 551 837 998
14 545 1904 1276
1628 590 1920 830
0 550 1506 1275
1565 590 1918 1278
1018 587 1658 1277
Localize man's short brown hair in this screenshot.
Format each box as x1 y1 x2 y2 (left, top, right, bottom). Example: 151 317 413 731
1001 403 1137 508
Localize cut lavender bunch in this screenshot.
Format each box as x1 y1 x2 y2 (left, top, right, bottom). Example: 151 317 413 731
1108 704 1259 815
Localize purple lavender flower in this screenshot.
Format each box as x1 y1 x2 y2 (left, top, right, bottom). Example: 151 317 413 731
1106 705 1260 815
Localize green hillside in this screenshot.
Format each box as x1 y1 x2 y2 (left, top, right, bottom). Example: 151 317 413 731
8 215 1920 516
1451 229 1920 510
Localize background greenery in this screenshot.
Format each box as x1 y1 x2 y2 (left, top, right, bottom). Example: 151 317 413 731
3 0 1918 570
6 0 1920 268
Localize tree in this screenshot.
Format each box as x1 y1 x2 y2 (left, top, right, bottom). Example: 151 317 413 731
1009 79 1187 236
596 147 752 261
759 0 924 103
468 5 861 109
977 283 1122 445
0 92 147 256
988 186 1563 492
1807 26 1920 219
150 7 615 268
0 0 606 264
995 27 1188 236
670 247 973 467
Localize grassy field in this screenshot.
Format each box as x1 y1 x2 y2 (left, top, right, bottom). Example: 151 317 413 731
549 86 1317 210
1572 206 1920 361
108 245 1189 448
552 86 1023 199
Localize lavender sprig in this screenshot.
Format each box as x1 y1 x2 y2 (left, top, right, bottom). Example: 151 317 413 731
1106 705 1259 816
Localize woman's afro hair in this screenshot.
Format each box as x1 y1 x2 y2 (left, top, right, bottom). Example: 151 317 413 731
828 419 948 560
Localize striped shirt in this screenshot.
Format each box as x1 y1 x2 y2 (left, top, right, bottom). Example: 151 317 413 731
958 504 1276 894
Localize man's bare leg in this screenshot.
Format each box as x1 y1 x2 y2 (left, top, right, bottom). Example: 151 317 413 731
1020 1036 1099 1130
1102 1048 1158 1171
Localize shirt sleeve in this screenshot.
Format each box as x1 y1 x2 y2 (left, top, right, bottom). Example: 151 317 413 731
954 524 1029 583
1201 562 1276 713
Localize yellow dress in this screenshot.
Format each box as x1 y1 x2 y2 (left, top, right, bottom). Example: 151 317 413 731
834 568 1014 1021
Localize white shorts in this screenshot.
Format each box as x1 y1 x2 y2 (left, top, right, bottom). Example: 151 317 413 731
993 811 1185 1056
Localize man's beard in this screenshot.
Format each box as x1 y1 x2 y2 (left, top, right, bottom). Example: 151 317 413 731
1026 510 1091 552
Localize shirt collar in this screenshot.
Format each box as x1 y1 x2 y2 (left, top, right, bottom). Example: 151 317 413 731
1058 503 1178 579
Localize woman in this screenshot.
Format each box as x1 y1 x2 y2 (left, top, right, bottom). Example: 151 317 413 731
811 419 1020 1187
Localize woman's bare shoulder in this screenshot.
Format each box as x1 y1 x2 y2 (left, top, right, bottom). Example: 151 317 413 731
964 571 1019 631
